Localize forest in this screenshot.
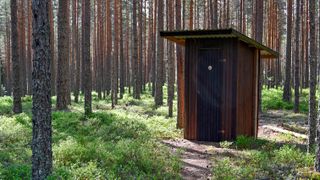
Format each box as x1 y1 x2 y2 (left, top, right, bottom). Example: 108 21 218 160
0 0 320 179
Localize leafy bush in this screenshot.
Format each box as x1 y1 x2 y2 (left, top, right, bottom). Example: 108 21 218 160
235 136 268 150
274 145 314 167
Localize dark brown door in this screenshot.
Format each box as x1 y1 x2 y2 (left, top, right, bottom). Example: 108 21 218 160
197 48 224 141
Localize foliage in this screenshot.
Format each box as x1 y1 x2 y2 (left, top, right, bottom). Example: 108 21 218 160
0 93 181 179
212 136 314 179
262 88 310 113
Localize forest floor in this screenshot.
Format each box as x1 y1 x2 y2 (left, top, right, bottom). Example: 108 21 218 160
163 110 310 179
0 89 318 179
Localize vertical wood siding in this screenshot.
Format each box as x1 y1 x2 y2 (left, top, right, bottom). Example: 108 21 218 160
183 38 258 141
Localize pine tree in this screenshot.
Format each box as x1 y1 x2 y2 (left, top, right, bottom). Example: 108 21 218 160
82 0 92 115
293 0 300 113
11 0 22 114
57 0 71 110
308 0 317 152
283 0 292 102
31 0 52 178
155 0 164 106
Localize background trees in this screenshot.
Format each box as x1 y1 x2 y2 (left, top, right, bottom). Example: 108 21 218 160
1 0 320 172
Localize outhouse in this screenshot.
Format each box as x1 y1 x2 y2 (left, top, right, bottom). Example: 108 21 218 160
160 29 278 142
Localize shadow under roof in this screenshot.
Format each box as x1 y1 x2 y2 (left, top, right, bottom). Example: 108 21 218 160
160 28 279 59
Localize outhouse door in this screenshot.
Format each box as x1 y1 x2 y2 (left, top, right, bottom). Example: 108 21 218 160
197 48 224 141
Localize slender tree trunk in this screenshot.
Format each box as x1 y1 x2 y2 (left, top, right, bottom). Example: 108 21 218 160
255 0 263 112
133 0 140 99
119 0 125 99
31 0 52 179
106 0 111 96
57 0 70 110
283 0 292 102
27 0 32 95
294 0 300 113
176 0 185 128
168 0 175 117
11 0 22 114
82 0 92 115
19 0 27 97
155 0 164 106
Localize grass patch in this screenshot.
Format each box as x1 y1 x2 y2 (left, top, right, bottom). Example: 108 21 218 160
262 88 311 113
212 136 314 179
0 90 182 179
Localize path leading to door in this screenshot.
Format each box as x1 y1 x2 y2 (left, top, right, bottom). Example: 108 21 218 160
163 110 307 179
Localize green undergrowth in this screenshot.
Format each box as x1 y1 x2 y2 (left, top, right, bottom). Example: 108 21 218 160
213 136 314 179
0 89 182 179
262 88 310 113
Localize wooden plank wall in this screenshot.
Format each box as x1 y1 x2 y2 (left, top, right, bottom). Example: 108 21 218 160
236 41 255 137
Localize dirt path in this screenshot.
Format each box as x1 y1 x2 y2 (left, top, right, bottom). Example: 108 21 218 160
162 139 214 179
163 110 307 179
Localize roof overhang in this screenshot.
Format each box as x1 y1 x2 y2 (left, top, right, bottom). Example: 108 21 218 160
160 28 279 59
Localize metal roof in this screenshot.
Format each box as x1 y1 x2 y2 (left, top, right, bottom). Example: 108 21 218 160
160 28 279 58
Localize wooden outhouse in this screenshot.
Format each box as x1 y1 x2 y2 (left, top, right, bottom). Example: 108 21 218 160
160 29 278 142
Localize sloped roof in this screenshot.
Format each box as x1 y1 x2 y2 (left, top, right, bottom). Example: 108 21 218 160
160 28 278 58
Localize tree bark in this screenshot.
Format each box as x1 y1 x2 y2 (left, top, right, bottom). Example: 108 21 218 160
155 0 164 106
31 0 52 179
308 0 317 153
283 0 292 102
293 0 300 113
11 0 22 114
82 0 92 115
57 0 71 110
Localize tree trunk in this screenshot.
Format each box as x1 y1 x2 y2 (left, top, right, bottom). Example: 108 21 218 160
74 0 80 103
119 0 125 99
57 0 70 110
155 0 164 106
31 0 52 179
83 0 92 115
283 0 292 102
168 0 175 117
308 0 317 153
133 0 140 99
11 0 22 114
293 0 300 113
255 0 263 113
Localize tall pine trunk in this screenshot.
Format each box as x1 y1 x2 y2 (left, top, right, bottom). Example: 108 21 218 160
283 0 292 102
155 0 164 106
11 0 22 114
83 0 92 115
57 0 71 110
308 0 317 152
31 0 52 179
293 0 300 113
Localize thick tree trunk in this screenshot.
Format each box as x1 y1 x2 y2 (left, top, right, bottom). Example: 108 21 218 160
11 0 22 114
31 0 52 179
308 0 317 153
